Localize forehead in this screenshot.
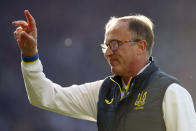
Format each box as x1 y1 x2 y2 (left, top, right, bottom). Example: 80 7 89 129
105 21 132 42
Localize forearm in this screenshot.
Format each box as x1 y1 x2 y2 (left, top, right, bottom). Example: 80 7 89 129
21 60 59 108
21 60 102 121
14 10 102 122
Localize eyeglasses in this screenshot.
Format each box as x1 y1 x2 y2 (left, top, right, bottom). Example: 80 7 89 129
100 39 140 53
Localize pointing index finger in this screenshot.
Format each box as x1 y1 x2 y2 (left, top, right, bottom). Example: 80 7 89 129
24 10 36 31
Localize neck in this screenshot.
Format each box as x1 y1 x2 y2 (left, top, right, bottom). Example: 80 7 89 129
122 60 148 85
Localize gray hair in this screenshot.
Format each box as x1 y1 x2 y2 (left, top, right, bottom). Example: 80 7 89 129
105 14 154 59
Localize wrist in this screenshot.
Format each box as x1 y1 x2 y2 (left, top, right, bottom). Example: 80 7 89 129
21 48 38 57
22 52 39 63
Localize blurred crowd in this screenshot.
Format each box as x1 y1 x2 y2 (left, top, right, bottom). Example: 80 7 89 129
1 0 196 130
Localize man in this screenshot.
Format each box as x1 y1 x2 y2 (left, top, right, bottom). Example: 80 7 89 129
12 10 196 131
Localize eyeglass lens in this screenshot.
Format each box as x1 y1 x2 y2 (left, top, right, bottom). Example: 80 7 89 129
109 40 119 51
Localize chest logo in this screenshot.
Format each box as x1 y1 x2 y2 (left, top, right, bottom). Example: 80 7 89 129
134 91 147 110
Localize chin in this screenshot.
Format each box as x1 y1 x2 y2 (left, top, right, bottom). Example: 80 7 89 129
111 66 121 76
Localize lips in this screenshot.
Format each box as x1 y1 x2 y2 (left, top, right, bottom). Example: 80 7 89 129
109 58 119 66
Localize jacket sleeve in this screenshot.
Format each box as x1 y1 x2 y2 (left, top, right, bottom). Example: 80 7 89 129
163 83 196 131
21 60 103 122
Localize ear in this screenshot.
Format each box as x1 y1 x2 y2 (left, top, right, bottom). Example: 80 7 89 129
136 40 147 55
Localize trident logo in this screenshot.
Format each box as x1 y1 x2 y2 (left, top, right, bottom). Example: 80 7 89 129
134 91 147 110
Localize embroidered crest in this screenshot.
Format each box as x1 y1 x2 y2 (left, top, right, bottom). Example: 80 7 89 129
134 91 147 110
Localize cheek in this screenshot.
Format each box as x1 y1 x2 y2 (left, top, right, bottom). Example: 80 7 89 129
120 52 130 61
121 50 136 64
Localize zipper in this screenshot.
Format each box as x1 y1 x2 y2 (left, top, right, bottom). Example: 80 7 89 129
109 77 123 100
126 77 133 93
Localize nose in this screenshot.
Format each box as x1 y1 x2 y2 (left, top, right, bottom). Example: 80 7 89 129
104 46 113 58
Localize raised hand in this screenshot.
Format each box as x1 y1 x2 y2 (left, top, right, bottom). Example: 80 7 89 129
12 10 38 57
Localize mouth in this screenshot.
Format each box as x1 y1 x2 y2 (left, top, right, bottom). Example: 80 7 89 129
109 58 119 66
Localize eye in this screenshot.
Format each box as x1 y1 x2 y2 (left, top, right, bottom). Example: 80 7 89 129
108 40 119 51
109 40 119 45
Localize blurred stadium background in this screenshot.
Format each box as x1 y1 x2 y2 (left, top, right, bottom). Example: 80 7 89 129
1 0 196 130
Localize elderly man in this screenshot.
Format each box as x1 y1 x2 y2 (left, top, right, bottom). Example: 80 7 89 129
13 10 196 131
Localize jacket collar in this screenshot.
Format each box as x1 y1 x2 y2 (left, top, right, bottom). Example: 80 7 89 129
111 57 159 87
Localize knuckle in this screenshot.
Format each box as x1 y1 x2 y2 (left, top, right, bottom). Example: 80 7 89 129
21 31 26 34
16 27 22 31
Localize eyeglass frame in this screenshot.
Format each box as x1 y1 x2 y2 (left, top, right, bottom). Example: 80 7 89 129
100 39 141 53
